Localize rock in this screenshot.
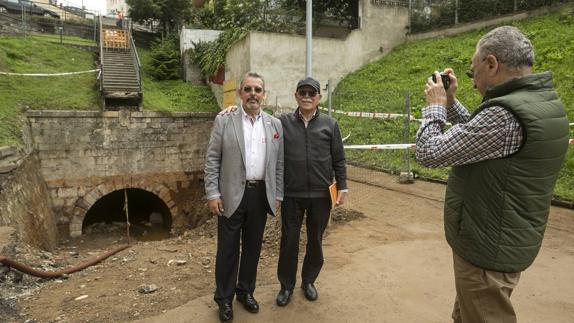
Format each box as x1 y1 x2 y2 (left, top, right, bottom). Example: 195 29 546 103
75 295 89 301
138 284 159 294
167 259 187 266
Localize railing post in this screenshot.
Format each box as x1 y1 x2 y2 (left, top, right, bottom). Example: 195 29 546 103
399 91 414 184
327 79 332 117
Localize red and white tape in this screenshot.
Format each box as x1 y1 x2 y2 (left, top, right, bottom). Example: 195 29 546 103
318 107 411 120
344 144 416 150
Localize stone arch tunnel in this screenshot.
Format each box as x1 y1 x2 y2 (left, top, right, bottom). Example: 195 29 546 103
79 188 172 237
24 110 216 241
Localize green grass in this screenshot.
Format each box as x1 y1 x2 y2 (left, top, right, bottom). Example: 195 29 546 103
0 36 218 147
0 35 99 147
333 6 574 200
28 33 97 47
139 48 219 113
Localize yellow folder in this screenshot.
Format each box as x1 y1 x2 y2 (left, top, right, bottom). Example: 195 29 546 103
329 182 337 208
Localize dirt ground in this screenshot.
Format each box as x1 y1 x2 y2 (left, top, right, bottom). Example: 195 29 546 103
2 170 574 323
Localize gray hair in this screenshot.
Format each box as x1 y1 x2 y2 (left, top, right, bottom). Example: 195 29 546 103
477 26 534 68
239 72 265 90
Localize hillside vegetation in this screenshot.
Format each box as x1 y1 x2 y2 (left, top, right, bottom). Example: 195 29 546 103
333 7 574 200
0 36 218 147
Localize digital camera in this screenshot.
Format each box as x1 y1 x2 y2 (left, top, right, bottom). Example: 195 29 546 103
431 72 450 90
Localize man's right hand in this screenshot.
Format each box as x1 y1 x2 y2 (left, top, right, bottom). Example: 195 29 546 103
218 105 238 116
208 198 224 216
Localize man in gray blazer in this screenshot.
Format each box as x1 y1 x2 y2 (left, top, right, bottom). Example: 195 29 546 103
204 72 284 323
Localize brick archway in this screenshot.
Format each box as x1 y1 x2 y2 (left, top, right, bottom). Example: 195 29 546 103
70 181 177 237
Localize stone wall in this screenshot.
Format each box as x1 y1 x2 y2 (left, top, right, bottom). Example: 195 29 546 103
0 151 58 250
26 110 216 238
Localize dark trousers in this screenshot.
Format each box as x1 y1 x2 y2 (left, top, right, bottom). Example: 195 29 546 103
277 197 331 291
214 184 269 305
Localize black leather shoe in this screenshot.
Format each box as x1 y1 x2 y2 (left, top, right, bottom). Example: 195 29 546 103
236 293 259 313
218 303 233 322
276 289 293 306
301 283 318 301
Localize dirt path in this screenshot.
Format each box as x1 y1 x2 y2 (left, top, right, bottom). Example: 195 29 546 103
11 172 574 323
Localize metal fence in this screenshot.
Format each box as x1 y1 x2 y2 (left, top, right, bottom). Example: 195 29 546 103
407 0 573 33
0 10 98 46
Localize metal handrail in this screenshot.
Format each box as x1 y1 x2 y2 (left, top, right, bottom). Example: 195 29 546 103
129 32 142 91
98 14 104 94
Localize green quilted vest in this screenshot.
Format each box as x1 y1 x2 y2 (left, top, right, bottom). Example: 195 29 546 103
444 72 569 272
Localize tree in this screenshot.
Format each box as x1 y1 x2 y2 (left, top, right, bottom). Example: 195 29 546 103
126 0 192 36
291 0 357 28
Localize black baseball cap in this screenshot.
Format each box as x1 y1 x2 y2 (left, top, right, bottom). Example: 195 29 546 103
296 77 321 94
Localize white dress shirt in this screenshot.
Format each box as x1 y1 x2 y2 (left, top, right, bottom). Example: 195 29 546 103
242 109 266 181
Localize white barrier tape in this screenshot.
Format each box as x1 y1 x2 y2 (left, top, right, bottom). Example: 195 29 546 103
342 132 351 142
318 107 411 120
346 140 574 150
0 69 100 76
345 144 416 150
322 107 574 127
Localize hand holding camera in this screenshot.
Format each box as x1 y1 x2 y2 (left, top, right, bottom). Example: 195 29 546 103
432 72 450 90
424 70 452 107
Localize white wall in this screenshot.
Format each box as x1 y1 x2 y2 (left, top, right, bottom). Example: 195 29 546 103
224 1 409 108
180 28 222 55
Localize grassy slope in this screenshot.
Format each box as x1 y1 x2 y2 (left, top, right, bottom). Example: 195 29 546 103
139 48 219 113
0 36 99 146
333 7 574 200
0 36 218 147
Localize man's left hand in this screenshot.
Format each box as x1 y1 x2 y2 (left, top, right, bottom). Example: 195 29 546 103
336 191 347 206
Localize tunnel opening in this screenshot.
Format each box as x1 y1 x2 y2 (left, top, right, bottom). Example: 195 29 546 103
82 188 172 241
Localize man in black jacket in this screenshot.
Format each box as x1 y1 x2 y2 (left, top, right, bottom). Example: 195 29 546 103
275 77 348 306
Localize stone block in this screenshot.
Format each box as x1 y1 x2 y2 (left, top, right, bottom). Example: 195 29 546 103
398 172 414 184
58 187 78 198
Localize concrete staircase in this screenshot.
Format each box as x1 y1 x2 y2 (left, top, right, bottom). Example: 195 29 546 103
100 27 142 109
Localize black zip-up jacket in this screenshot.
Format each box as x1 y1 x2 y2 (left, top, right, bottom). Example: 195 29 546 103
279 108 347 198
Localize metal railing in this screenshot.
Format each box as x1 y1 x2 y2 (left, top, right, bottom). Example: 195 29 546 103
98 14 104 94
129 32 142 92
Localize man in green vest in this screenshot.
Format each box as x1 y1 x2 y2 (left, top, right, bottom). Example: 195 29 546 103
415 26 569 322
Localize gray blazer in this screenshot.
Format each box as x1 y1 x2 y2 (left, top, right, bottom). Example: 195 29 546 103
204 108 284 218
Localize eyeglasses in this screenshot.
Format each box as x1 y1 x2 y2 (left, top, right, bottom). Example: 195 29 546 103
243 86 264 94
297 89 318 98
466 57 488 79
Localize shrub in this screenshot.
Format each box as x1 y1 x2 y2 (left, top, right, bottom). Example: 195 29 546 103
148 36 180 80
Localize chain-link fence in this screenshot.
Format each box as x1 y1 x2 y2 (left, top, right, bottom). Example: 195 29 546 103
408 0 573 33
0 9 98 46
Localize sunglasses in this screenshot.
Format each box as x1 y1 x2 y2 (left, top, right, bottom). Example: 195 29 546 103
297 89 318 98
243 86 264 94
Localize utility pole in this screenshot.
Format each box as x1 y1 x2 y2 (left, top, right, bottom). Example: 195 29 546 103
305 0 312 77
